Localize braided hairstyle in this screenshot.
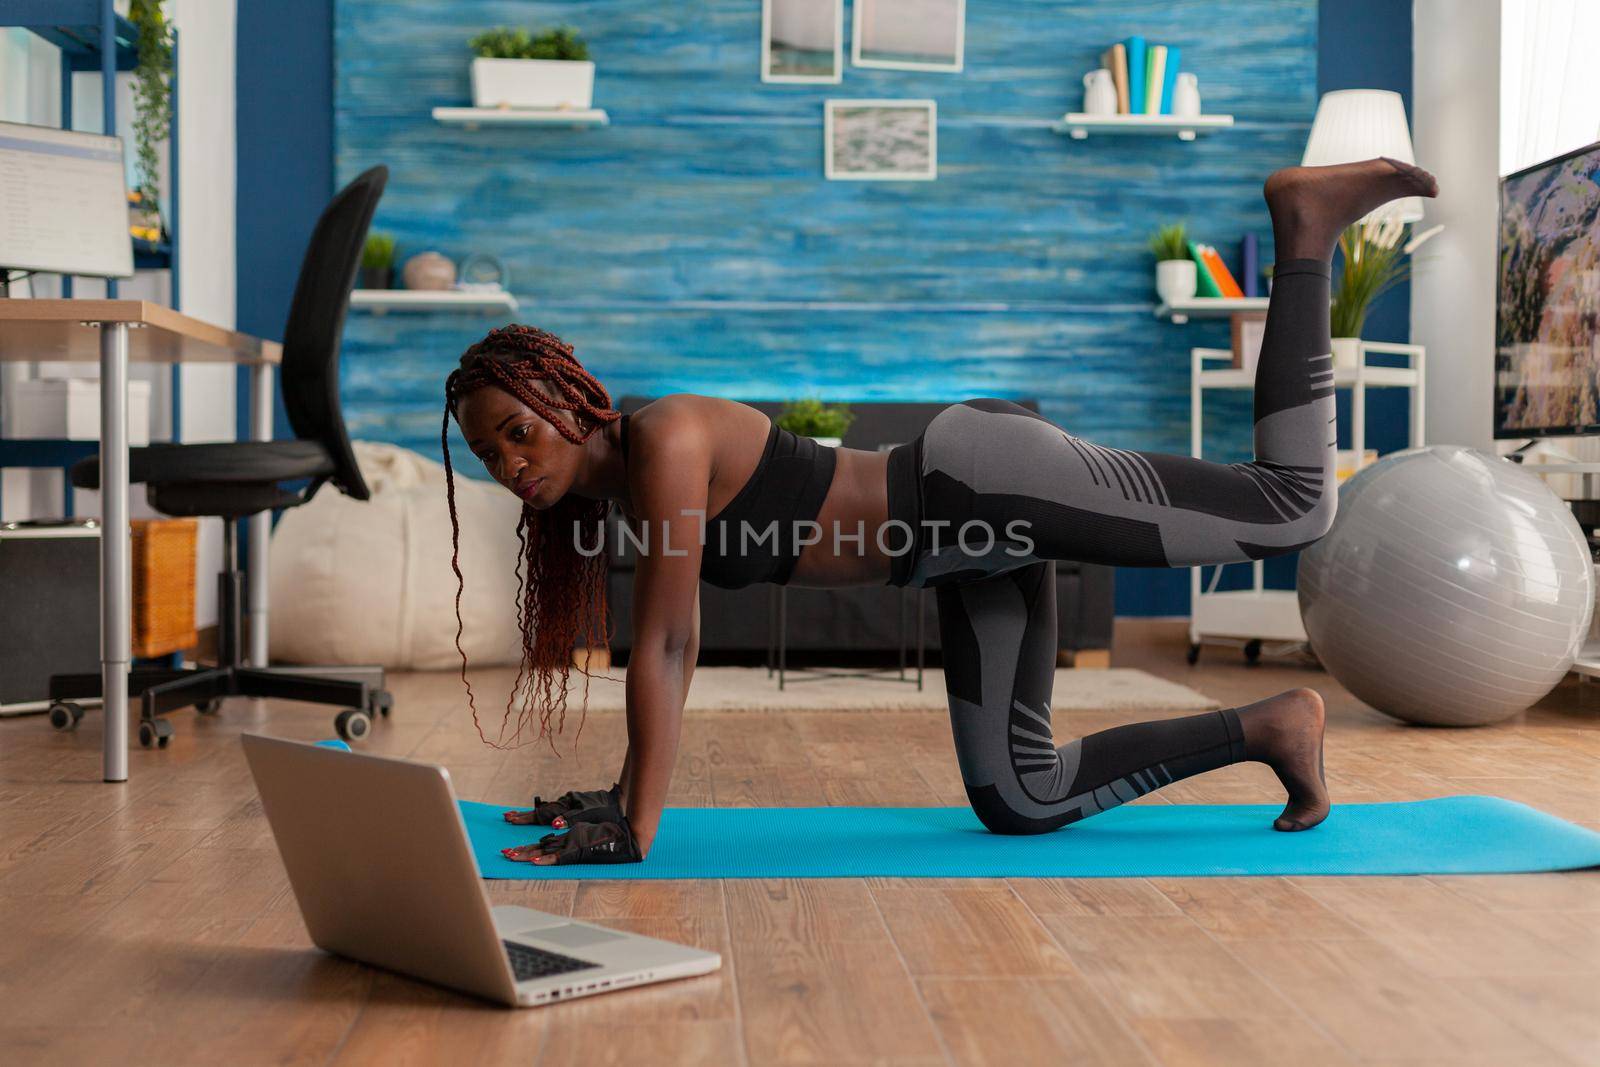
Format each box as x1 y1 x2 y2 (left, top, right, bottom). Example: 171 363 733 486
442 324 620 749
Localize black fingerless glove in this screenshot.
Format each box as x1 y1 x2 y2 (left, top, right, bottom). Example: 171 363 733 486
528 782 623 826
536 815 643 865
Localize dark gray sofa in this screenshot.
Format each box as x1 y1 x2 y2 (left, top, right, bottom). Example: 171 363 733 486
598 397 1115 659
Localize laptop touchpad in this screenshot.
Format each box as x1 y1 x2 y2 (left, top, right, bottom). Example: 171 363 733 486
520 923 630 949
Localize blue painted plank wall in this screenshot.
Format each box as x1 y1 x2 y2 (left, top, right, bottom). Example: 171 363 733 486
331 1 1320 613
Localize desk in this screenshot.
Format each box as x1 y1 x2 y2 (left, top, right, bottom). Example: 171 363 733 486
0 300 281 782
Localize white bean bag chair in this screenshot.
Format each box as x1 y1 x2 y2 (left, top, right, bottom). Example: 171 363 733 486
269 440 525 669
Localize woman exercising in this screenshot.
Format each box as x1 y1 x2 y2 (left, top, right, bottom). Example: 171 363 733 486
442 158 1438 865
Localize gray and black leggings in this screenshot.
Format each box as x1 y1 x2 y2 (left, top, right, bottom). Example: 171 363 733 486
883 258 1335 833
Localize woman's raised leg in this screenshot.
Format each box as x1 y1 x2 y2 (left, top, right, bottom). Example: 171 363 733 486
924 160 1437 835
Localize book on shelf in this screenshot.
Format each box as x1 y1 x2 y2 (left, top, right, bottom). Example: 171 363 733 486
1239 233 1260 297
1200 245 1246 298
1160 45 1180 115
1146 45 1167 115
1125 36 1147 114
1102 43 1130 114
1187 240 1223 298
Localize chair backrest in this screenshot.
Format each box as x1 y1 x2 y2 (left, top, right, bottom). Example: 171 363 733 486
279 165 388 501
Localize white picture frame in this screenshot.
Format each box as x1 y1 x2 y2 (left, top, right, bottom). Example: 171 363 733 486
824 99 938 181
762 0 844 84
852 0 965 73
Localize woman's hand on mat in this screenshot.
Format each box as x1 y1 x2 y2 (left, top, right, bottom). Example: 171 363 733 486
502 782 622 828
500 818 644 866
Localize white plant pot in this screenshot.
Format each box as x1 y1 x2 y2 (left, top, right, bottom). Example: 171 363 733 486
1155 259 1198 304
471 58 595 110
1331 336 1361 371
807 436 843 448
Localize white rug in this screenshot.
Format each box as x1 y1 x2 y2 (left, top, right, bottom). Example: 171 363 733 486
551 667 1219 713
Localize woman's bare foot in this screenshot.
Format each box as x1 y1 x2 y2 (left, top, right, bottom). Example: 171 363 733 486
1264 157 1440 262
1235 687 1329 831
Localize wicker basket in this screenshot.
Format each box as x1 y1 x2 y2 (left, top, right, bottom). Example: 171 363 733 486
131 518 198 658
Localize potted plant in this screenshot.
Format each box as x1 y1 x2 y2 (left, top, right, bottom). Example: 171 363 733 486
359 233 397 290
1330 213 1442 369
129 0 173 237
469 25 594 111
1148 221 1196 304
776 398 854 448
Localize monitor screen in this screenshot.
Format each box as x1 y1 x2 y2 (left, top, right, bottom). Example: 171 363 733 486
1494 139 1600 439
0 120 133 280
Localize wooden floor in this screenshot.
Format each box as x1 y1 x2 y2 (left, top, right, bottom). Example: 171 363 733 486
2 619 1597 1066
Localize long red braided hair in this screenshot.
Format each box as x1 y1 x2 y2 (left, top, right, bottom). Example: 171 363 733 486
442 324 620 749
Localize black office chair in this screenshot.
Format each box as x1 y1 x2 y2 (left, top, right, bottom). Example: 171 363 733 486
49 165 394 748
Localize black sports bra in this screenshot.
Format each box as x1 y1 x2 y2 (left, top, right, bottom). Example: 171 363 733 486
618 412 837 589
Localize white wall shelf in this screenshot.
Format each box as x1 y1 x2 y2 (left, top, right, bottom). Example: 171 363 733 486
432 107 609 129
1188 341 1426 665
1156 296 1269 323
349 289 519 314
1053 113 1234 141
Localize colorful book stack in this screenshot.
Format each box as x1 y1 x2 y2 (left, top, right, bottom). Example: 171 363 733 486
1185 240 1245 299
1099 36 1182 115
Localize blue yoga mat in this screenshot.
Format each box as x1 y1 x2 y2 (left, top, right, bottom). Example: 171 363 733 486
460 796 1600 880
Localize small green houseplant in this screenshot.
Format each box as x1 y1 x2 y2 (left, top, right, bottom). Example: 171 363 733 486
1148 221 1196 304
777 399 855 445
359 233 397 290
469 26 595 111
128 0 173 235
1329 213 1442 367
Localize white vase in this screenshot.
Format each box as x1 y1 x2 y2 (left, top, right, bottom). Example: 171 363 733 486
808 436 842 448
471 58 595 110
1155 259 1198 304
1172 72 1201 118
1082 69 1117 115
1331 336 1361 371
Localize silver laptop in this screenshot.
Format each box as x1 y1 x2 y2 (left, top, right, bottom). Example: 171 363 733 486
241 733 721 1007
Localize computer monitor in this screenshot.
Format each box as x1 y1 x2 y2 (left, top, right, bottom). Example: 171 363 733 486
0 119 134 280
1493 138 1600 439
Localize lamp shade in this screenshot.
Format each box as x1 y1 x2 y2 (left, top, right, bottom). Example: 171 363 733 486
1301 89 1424 222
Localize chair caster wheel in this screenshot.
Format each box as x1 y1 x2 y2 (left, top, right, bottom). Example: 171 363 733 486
1244 639 1262 665
368 689 393 718
48 702 85 732
198 697 225 716
1186 643 1201 666
335 708 372 742
139 719 175 749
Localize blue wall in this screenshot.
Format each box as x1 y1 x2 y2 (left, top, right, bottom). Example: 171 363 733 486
239 0 1415 617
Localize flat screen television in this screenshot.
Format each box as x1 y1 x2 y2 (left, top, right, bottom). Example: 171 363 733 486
1493 138 1600 439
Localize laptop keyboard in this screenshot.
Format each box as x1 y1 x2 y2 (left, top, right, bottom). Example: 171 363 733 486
503 940 601 982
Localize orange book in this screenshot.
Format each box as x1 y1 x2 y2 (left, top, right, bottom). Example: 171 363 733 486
1201 245 1246 298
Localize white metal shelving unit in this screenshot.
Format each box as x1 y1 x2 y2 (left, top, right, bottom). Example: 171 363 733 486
1188 341 1425 663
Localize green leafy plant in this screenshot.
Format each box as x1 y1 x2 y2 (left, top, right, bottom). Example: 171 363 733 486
776 398 854 439
1147 221 1188 262
362 233 397 271
129 0 173 228
470 25 590 61
1329 213 1443 337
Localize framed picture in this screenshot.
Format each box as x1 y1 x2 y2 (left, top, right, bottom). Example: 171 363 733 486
762 0 844 83
852 0 965 72
824 99 938 181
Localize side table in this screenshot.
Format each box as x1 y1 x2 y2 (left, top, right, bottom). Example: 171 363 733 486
766 582 926 691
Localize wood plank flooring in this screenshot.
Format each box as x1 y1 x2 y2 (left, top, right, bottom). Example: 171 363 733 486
1 619 1595 1066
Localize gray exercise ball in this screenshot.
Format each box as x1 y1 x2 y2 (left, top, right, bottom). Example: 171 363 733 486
1297 446 1594 726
